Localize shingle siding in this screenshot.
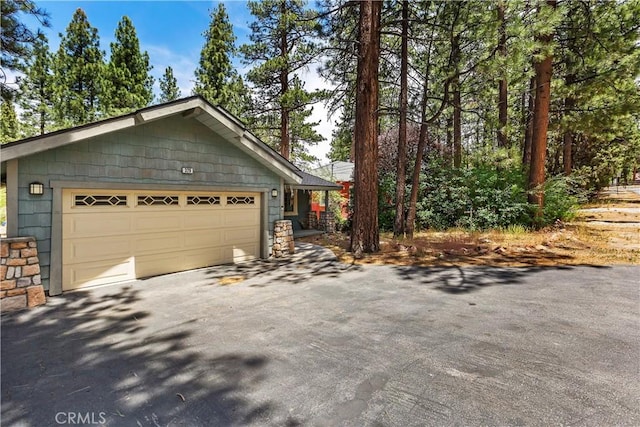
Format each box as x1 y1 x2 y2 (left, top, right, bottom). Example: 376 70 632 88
16 116 282 291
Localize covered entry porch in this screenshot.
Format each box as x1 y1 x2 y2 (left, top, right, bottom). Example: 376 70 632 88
284 171 342 235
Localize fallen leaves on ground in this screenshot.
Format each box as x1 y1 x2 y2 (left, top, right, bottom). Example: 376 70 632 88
217 276 246 286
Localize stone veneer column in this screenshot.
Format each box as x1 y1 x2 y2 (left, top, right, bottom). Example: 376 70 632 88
272 220 294 258
319 212 336 233
1 237 47 311
308 211 318 230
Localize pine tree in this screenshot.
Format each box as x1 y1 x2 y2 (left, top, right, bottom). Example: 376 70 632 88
404 1 445 238
497 0 508 148
18 35 55 136
105 16 154 113
318 0 359 114
52 8 106 127
328 99 355 162
319 0 361 163
552 0 640 182
528 0 558 222
225 74 252 121
351 0 381 256
287 76 325 166
448 2 463 168
317 0 637 232
0 97 20 143
193 4 237 108
158 66 181 103
241 0 325 161
393 0 409 237
0 0 50 97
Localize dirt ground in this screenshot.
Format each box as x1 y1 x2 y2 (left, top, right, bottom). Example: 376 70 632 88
299 186 640 267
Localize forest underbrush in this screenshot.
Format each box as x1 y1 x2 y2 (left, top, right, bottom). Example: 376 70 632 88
300 187 640 267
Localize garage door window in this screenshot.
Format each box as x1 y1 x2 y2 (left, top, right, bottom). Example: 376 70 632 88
137 195 179 206
187 195 221 205
227 196 255 205
74 195 127 207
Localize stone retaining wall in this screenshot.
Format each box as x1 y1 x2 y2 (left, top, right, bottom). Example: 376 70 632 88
1 237 47 312
273 220 294 258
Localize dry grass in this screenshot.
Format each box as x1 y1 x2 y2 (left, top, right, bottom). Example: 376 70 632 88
299 187 640 267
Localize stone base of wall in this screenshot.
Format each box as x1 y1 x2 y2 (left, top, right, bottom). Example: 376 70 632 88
273 220 294 258
319 212 336 234
1 237 46 312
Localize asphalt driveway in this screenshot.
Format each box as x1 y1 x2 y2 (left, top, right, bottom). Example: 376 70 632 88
2 243 639 426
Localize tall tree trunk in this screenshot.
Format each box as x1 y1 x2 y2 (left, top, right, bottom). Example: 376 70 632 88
451 33 462 168
406 25 450 239
446 115 453 164
350 0 381 256
563 129 573 176
553 141 562 174
528 0 557 223
453 83 462 167
497 1 508 148
522 76 535 168
393 0 409 238
563 76 575 176
39 84 46 135
280 82 289 159
279 2 290 159
406 118 428 240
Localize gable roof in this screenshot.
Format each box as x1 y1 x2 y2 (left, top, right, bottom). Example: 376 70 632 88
292 171 342 190
0 96 303 185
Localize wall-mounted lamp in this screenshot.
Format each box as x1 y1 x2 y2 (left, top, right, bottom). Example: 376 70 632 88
271 188 279 198
29 182 44 195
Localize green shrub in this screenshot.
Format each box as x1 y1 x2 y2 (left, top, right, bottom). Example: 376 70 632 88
378 152 589 232
416 168 469 230
571 166 609 199
461 164 531 230
541 175 586 224
414 157 531 231
378 173 396 231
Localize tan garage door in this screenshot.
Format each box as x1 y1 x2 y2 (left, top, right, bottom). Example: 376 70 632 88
62 189 261 290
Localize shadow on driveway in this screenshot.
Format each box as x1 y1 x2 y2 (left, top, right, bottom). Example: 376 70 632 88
1 287 287 427
394 264 613 294
202 242 362 288
1 243 636 426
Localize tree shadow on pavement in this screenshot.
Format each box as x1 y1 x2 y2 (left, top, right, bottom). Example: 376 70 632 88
203 242 362 287
1 287 292 426
394 264 612 294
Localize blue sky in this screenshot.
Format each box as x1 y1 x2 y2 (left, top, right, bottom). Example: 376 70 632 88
30 1 333 162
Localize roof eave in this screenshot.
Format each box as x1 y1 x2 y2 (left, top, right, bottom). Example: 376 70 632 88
289 184 343 191
0 116 137 162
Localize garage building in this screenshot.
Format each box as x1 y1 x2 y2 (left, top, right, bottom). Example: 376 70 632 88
1 96 310 295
